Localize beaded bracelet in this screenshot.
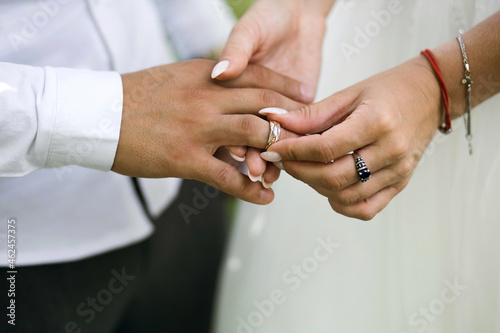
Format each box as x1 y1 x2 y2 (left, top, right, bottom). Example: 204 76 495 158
456 34 473 155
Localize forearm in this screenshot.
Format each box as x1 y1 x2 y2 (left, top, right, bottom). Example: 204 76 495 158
432 11 500 118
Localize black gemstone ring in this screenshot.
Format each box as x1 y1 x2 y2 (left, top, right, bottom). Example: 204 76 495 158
353 155 371 183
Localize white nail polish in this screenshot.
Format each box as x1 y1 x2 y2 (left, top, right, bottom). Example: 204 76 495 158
211 60 230 79
229 152 245 162
260 151 282 162
259 107 289 115
262 179 273 189
248 173 261 183
273 161 284 170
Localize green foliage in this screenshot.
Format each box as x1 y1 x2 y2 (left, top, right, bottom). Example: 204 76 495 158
226 0 254 18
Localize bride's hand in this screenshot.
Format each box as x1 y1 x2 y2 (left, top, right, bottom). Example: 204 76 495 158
214 0 333 185
212 0 333 102
261 56 443 220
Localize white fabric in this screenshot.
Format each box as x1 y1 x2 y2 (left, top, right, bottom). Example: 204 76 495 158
215 1 500 332
0 0 234 266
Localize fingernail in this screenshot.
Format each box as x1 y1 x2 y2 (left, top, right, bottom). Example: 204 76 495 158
248 172 261 183
259 107 289 115
229 151 245 162
260 151 282 162
300 85 315 101
262 179 273 189
211 60 230 79
273 161 284 170
260 189 273 202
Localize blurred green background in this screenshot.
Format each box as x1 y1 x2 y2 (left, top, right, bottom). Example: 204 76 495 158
227 0 254 18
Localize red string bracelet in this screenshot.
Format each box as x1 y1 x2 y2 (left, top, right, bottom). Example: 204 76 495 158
420 49 452 134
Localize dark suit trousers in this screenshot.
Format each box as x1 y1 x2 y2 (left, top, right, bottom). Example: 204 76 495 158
1 180 228 333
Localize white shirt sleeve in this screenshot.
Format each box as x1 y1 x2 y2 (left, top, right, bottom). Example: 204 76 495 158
153 0 236 59
0 62 123 177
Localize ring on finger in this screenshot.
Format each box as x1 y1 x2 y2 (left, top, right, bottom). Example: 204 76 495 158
352 153 371 183
265 121 281 150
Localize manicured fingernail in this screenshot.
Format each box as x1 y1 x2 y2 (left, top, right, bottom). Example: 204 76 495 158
260 151 282 162
248 172 261 183
259 107 289 115
229 151 245 162
300 85 315 101
273 162 284 170
262 179 273 189
211 60 230 79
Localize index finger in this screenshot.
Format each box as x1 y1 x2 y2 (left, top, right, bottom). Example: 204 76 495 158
269 109 379 162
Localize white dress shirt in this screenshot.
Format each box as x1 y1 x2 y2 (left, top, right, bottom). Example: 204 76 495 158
0 0 234 266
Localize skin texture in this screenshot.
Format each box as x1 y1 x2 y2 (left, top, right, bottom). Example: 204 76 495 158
215 0 334 185
111 60 302 205
265 11 500 220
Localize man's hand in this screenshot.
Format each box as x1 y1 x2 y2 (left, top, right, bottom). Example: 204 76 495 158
112 60 302 204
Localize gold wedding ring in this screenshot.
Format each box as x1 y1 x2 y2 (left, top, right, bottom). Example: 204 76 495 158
265 121 281 150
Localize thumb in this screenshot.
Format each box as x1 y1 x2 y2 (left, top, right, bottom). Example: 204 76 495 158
262 90 357 135
211 22 260 80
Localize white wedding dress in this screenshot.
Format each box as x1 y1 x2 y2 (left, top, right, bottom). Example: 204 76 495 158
214 1 500 332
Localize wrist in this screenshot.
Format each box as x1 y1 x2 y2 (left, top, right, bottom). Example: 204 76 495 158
431 39 467 120
405 56 443 130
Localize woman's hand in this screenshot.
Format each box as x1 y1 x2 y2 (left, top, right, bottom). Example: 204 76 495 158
261 56 443 219
112 60 302 204
212 0 334 102
214 0 334 185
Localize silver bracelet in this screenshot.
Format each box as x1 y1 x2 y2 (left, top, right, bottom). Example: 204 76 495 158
456 34 473 155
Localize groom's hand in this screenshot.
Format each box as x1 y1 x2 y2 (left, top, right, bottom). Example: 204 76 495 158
112 60 303 204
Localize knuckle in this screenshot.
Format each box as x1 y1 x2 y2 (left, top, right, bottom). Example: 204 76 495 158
391 139 409 159
259 89 279 106
283 144 300 162
376 111 396 133
314 142 336 163
185 86 210 101
357 206 378 221
237 116 258 135
397 159 414 179
338 190 362 206
323 172 348 192
213 165 233 190
298 105 315 122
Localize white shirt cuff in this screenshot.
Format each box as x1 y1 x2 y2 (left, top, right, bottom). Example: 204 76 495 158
44 67 123 171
